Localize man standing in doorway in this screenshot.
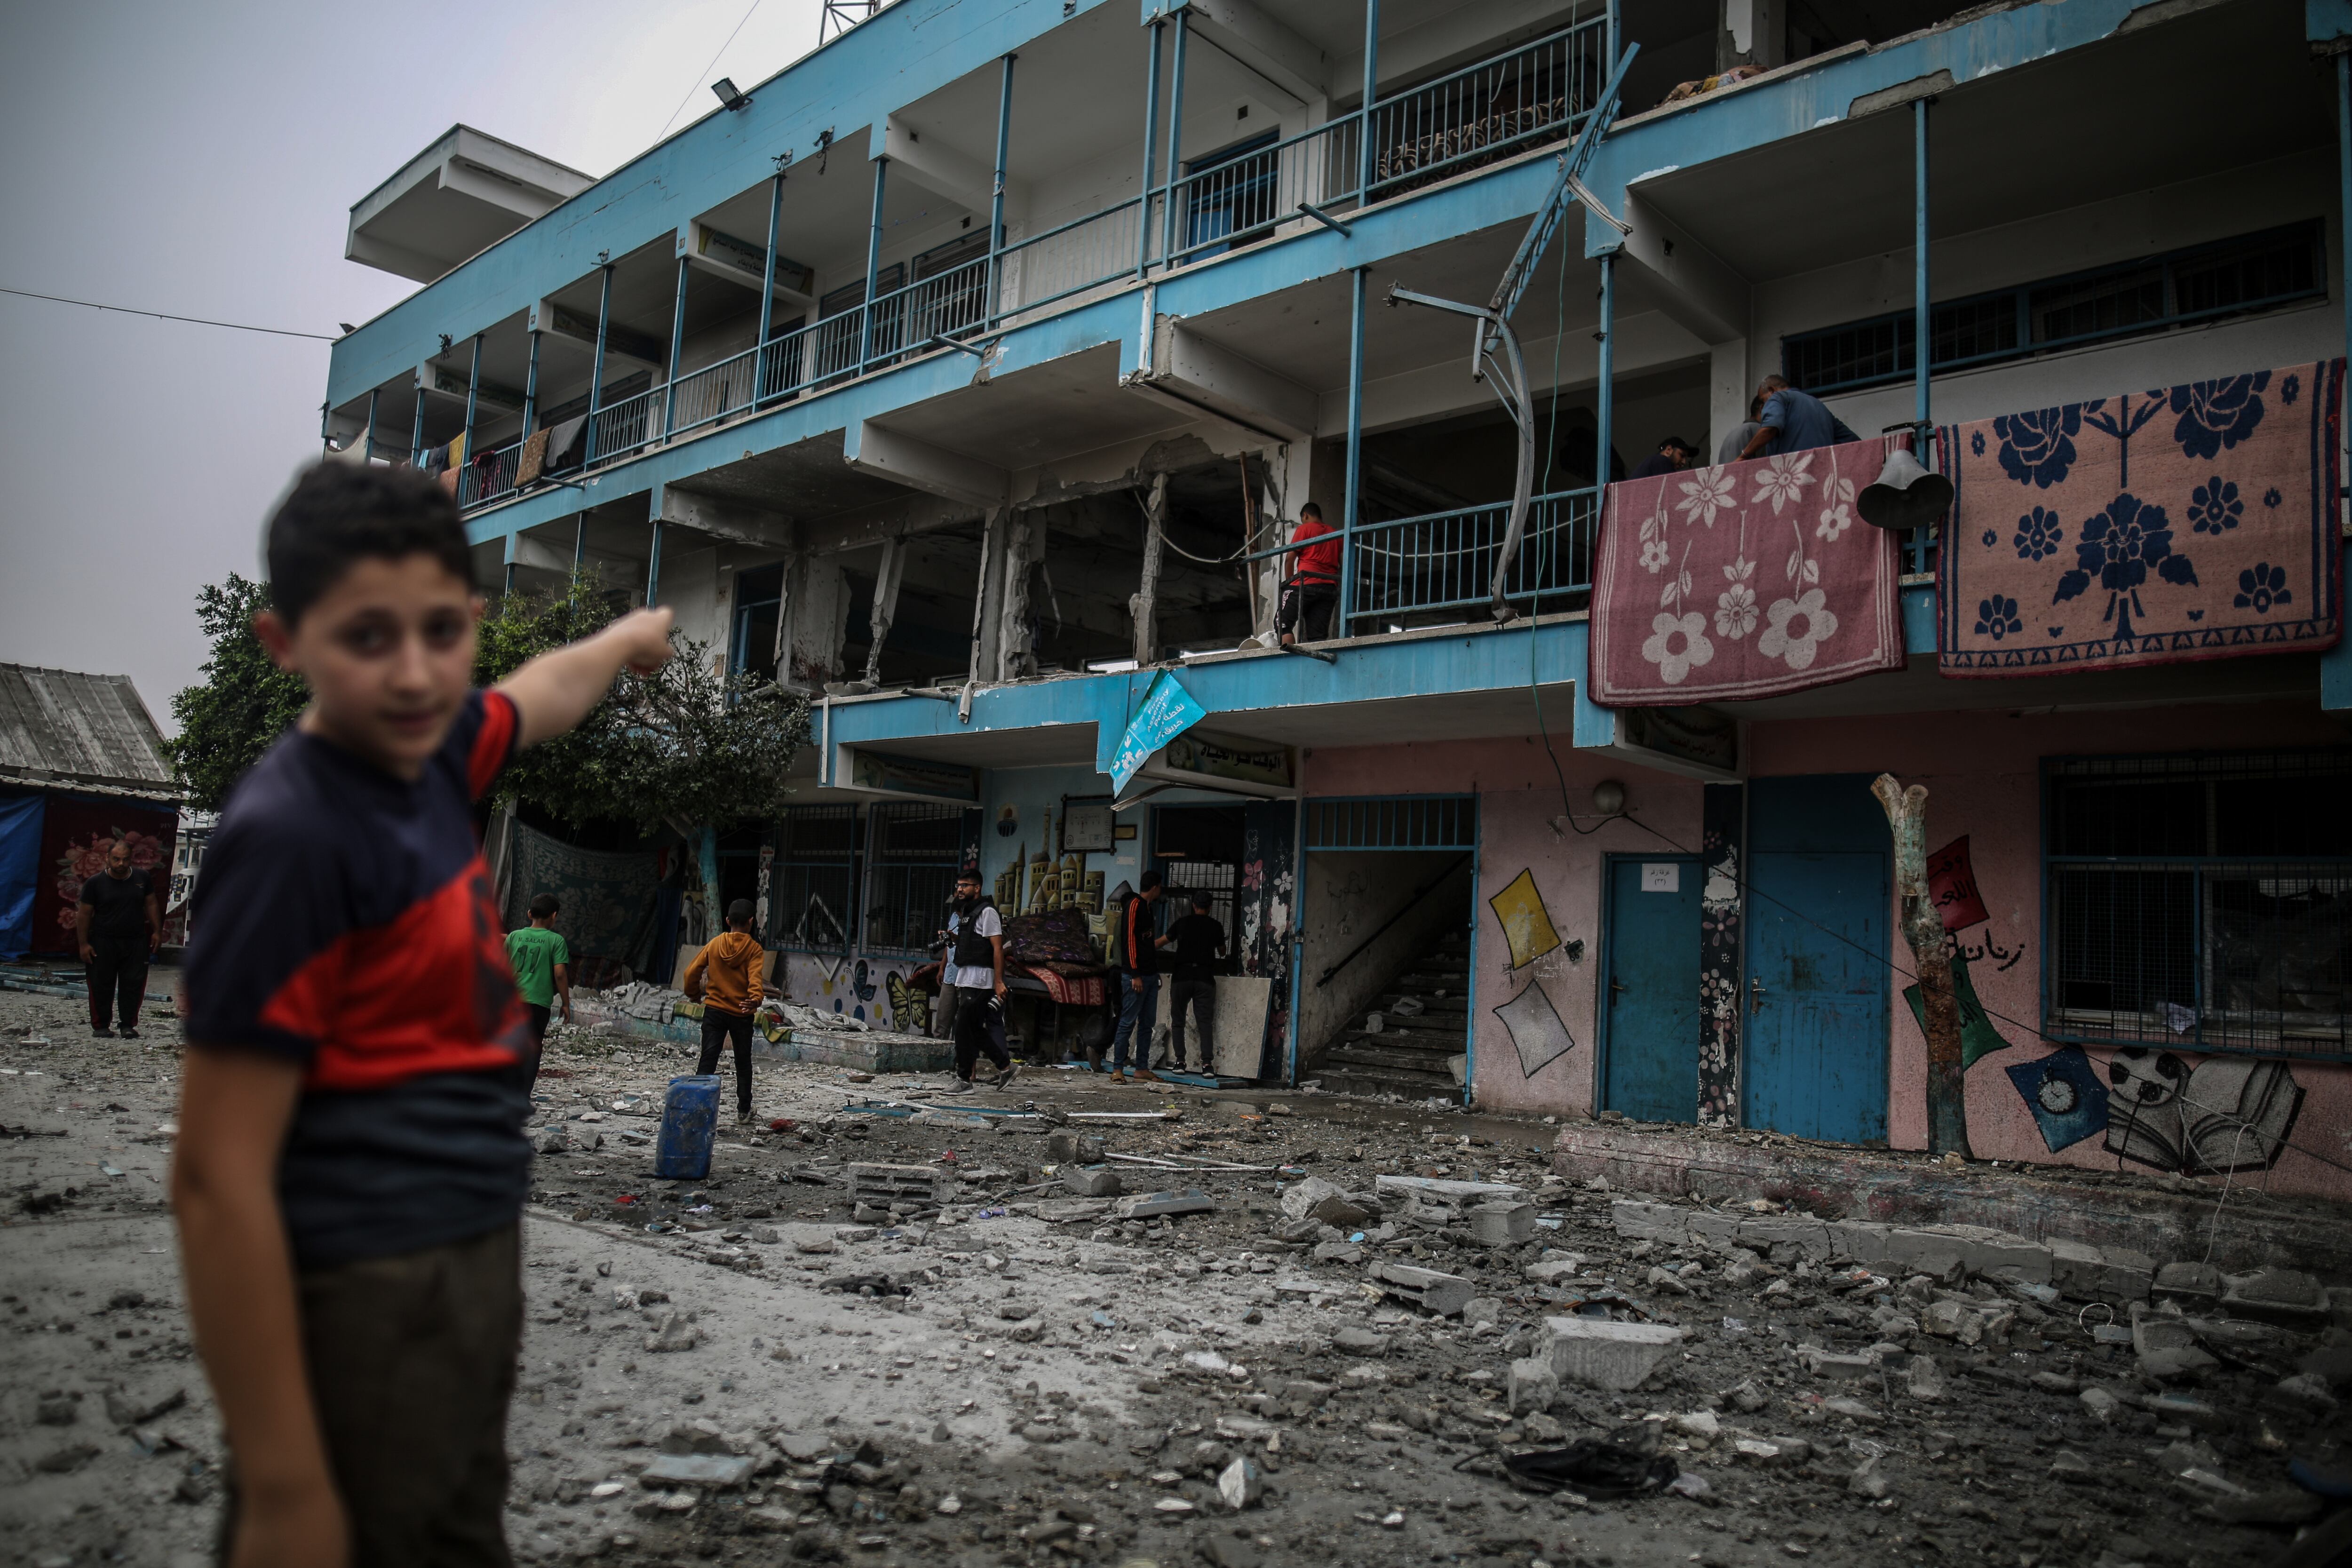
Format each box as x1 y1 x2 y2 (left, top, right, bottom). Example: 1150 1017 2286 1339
1106 872 1165 1083
1157 890 1226 1073
78 838 160 1038
1274 502 1341 646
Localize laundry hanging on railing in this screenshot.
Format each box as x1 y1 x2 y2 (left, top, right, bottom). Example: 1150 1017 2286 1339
417 442 449 475
543 414 588 472
514 427 550 487
1589 435 1906 705
1938 359 2344 676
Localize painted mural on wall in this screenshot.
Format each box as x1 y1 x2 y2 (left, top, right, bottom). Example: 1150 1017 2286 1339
1239 800 1295 1080
1482 866 1578 1082
33 798 175 953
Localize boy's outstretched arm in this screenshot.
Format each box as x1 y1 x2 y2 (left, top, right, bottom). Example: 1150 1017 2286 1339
498 607 677 749
173 1048 349 1568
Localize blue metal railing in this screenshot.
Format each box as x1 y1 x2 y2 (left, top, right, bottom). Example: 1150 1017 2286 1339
1343 486 1599 633
457 16 1614 511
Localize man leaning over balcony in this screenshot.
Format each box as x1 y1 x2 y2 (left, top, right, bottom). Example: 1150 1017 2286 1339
1737 375 1860 462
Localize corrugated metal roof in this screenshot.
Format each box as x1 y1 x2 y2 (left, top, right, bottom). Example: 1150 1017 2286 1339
0 664 178 799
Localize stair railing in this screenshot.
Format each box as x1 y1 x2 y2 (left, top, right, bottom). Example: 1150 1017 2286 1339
1314 852 1474 989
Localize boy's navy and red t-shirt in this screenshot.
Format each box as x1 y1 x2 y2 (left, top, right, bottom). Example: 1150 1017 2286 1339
184 689 531 1268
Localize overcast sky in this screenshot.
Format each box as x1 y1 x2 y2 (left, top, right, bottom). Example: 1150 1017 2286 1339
0 0 832 734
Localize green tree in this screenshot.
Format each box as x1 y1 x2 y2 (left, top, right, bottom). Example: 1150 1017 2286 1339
165 574 310 812
168 572 811 895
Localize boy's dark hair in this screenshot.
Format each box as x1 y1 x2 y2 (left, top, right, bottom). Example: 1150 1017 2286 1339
1192 891 1212 911
1139 870 1162 892
726 898 755 926
266 462 474 627
527 893 561 919
1299 501 1323 521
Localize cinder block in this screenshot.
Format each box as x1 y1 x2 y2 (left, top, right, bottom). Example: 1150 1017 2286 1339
1469 1201 1536 1247
850 1163 951 1207
1371 1263 1475 1318
1545 1316 1686 1392
1064 1165 1123 1198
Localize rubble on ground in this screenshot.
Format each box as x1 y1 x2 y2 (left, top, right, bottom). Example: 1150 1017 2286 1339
2 980 2348 1568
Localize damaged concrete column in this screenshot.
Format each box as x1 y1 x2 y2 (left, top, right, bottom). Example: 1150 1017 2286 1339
861 535 906 687
965 507 1010 698
1874 772 1973 1160
1130 471 1168 667
996 512 1044 682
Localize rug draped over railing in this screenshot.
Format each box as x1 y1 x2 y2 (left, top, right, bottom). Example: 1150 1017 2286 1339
1590 435 1906 705
1938 360 2344 676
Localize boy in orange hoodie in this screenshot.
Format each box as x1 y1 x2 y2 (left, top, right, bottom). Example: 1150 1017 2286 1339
683 899 766 1123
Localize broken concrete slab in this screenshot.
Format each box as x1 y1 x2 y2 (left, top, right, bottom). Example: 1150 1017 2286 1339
1524 1257 1587 1283
1545 1316 1685 1392
1376 1175 1528 1213
1115 1188 1214 1219
1608 1200 1688 1243
1032 1198 1112 1224
2045 1238 2153 1305
1278 1176 1344 1220
640 1453 757 1489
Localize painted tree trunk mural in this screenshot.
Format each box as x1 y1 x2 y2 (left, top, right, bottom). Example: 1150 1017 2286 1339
1873 772 1973 1158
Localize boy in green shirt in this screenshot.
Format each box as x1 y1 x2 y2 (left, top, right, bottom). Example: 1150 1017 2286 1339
506 893 571 1091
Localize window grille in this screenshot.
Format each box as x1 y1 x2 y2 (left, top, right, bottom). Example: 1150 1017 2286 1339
774 804 857 953
1783 221 2323 396
861 802 965 956
2043 749 2352 1061
1303 795 1478 851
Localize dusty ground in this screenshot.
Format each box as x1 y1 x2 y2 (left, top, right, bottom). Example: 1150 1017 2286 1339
2 974 2347 1568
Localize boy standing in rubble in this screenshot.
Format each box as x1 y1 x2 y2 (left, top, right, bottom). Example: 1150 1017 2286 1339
174 462 674 1568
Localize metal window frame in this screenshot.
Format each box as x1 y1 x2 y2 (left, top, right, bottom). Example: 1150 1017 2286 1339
859 800 967 958
1785 219 2326 397
1302 793 1479 852
773 803 859 955
2040 747 2352 1064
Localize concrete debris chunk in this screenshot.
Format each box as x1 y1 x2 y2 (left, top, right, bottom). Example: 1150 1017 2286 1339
1369 1262 1475 1318
2047 1238 2153 1305
641 1453 756 1489
1906 1355 1947 1402
1609 1200 1690 1243
2153 1261 2224 1304
645 1312 699 1353
1468 1200 1535 1247
1524 1256 1587 1283
1332 1326 1384 1355
1506 1357 1558 1415
1116 1188 1213 1219
2221 1268 2328 1323
1062 1164 1123 1198
1545 1316 1685 1392
1279 1177 1345 1221
1216 1456 1265 1510
1376 1175 1528 1214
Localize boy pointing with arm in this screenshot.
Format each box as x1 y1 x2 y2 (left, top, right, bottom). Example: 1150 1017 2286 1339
172 463 673 1568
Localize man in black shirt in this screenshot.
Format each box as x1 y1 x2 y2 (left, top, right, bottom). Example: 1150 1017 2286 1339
78 838 161 1038
1156 891 1227 1072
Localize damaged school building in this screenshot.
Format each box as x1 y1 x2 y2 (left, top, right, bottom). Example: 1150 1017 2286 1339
324 0 2352 1202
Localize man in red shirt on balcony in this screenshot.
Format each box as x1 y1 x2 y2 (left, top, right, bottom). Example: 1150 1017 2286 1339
1275 501 1341 646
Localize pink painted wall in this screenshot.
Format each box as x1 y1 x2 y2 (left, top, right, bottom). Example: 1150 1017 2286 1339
1747 697 2352 1201
1309 697 2352 1202
1303 737 1704 1118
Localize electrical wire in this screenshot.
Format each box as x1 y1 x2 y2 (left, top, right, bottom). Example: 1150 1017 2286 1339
659 0 767 139
1132 486 1248 566
0 285 337 341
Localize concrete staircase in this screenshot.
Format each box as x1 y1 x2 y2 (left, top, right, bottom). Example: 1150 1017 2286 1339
1311 930 1470 1101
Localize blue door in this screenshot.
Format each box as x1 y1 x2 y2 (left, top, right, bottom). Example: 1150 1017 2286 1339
1745 776 1889 1143
1601 855 1702 1122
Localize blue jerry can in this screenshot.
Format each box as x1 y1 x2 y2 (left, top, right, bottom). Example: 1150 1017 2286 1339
652 1074 722 1181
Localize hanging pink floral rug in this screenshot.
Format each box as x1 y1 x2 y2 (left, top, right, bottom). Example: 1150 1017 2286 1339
1937 360 2343 676
1589 434 1906 705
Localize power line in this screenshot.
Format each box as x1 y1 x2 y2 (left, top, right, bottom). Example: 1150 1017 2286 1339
0 285 337 341
659 0 766 139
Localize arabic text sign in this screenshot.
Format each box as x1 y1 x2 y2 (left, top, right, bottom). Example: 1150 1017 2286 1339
1108 672 1208 792
1926 834 1989 932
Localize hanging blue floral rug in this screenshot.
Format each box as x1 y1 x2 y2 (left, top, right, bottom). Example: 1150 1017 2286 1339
1938 359 2342 675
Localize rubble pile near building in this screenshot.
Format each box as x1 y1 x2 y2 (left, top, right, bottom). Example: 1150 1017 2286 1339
3 990 2348 1568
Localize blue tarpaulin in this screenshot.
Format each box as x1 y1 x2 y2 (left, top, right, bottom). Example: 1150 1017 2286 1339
0 794 46 961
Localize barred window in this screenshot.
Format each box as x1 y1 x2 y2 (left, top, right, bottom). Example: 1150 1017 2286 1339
2044 749 2352 1061
861 802 966 956
774 805 857 954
